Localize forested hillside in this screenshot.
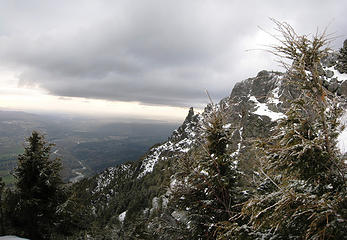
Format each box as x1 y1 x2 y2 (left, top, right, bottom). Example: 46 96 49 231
0 23 346 239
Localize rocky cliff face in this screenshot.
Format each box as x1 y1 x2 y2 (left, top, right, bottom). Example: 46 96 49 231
73 52 347 238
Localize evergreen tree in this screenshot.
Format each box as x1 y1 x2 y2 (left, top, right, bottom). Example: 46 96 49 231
13 131 64 239
172 109 243 239
235 20 347 240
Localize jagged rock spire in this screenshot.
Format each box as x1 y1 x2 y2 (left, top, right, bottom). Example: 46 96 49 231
184 107 194 123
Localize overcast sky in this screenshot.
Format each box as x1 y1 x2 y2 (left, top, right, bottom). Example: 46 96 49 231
0 0 346 121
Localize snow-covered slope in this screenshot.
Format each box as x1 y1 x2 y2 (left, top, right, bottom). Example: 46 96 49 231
89 65 347 196
138 108 202 178
69 47 347 240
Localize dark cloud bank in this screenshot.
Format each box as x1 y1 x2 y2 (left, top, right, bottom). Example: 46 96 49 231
0 0 346 107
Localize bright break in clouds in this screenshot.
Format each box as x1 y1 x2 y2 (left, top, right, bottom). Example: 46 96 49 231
0 0 346 114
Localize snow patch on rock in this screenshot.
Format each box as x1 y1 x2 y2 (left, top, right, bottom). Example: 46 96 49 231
268 86 282 105
325 66 347 81
119 211 127 223
250 96 286 121
338 112 347 155
231 127 243 157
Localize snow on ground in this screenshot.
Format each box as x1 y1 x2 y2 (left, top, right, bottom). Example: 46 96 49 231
249 96 286 121
0 237 29 240
338 112 347 156
93 167 116 194
137 141 173 178
138 122 199 178
93 164 132 194
268 76 283 105
119 210 127 223
138 137 196 178
268 85 282 105
338 127 347 155
231 127 243 158
338 111 347 164
325 66 347 81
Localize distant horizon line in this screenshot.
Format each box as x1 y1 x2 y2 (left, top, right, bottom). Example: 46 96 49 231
0 106 200 124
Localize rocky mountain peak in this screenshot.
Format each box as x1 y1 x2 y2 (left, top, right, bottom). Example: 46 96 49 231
184 107 194 123
76 48 347 239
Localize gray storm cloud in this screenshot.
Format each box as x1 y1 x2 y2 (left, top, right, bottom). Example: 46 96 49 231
0 0 346 107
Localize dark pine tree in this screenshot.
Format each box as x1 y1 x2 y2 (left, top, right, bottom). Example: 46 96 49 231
13 131 63 239
172 109 243 240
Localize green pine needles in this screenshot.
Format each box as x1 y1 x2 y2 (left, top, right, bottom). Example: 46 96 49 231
13 131 64 239
236 20 347 240
172 107 244 239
